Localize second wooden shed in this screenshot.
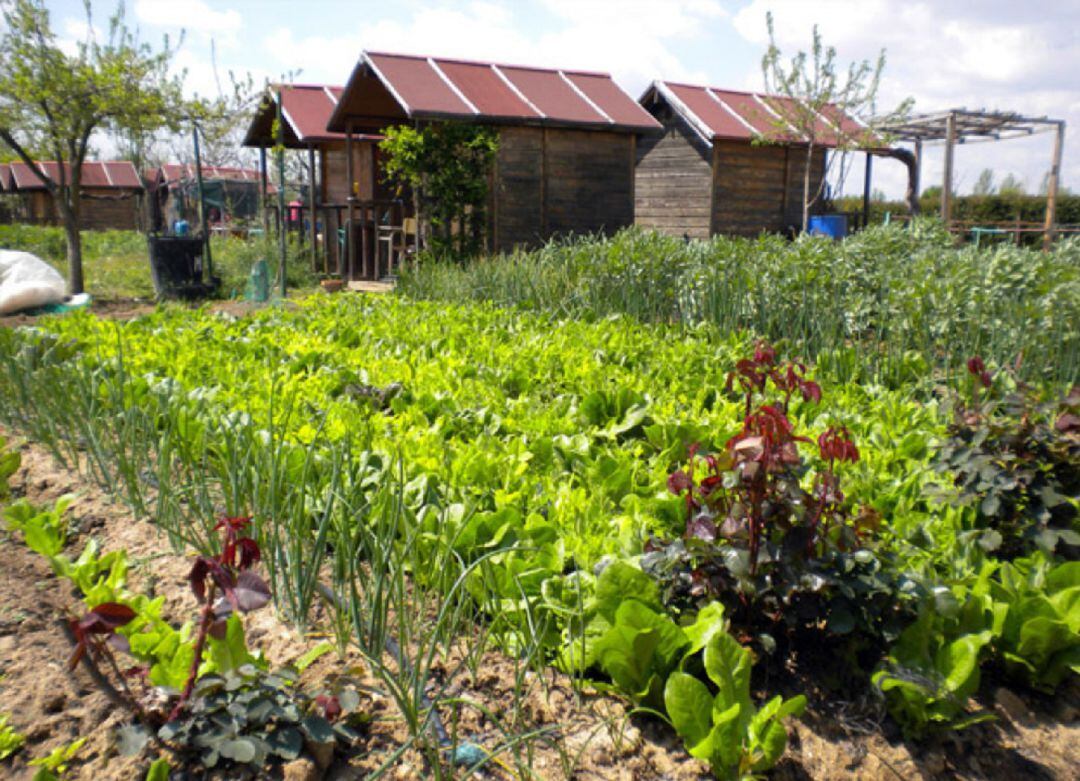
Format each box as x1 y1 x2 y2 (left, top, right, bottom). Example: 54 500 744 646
636 81 862 238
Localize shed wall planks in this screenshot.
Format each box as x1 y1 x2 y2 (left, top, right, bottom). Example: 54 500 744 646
634 104 714 239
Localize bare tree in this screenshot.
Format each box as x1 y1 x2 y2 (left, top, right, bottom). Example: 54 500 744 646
761 12 911 231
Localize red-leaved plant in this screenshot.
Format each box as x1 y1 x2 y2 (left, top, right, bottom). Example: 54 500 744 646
169 516 270 721
646 342 894 657
668 341 861 575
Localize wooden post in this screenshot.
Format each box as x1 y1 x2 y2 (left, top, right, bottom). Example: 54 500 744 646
345 121 355 280
259 146 269 236
911 138 922 215
307 144 318 272
941 112 956 225
862 152 873 229
1043 120 1065 251
540 127 549 239
275 89 287 299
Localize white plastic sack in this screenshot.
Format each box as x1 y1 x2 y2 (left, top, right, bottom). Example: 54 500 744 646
0 250 67 315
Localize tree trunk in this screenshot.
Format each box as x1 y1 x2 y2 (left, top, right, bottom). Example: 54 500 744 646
55 190 84 295
64 219 85 295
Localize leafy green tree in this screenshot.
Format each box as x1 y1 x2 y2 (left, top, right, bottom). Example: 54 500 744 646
761 12 911 231
380 123 498 258
973 168 996 196
998 173 1026 197
0 0 187 294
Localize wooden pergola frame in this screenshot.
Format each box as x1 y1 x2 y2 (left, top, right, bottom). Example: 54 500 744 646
879 109 1066 247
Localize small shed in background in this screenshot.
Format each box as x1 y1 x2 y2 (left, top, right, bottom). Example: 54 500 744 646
242 83 386 274
326 51 661 278
636 81 860 238
3 161 144 230
150 164 271 233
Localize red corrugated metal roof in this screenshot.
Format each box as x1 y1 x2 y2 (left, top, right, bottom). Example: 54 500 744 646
242 84 384 148
159 164 261 184
368 54 473 116
8 161 143 190
331 51 660 133
650 81 874 148
278 84 348 143
498 65 607 124
156 164 280 194
0 164 11 191
435 60 538 119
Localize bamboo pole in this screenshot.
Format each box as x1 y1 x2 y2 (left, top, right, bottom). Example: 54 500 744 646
1043 120 1065 251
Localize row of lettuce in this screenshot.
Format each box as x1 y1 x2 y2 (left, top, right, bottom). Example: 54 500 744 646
0 295 1076 778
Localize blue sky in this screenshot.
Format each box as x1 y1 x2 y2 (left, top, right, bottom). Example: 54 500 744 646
41 0 1080 199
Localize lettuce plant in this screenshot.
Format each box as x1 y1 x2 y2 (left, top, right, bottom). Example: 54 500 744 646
0 713 25 761
664 630 805 780
3 496 72 561
991 557 1080 690
0 435 18 500
872 570 998 739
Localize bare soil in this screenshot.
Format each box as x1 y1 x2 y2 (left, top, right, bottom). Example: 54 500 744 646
0 434 1077 780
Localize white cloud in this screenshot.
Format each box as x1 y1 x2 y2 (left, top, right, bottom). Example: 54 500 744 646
261 0 724 97
134 0 242 43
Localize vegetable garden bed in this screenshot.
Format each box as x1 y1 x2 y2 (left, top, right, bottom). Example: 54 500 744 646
0 283 1077 779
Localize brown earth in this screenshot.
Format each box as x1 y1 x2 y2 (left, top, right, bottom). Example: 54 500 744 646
0 432 1077 780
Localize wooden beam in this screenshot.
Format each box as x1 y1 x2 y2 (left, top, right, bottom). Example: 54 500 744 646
259 146 269 236
345 121 355 280
912 138 922 215
541 127 548 238
941 112 956 223
1043 121 1065 251
307 144 318 272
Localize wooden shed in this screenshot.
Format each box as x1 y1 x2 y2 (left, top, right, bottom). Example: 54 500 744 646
243 83 386 273
326 51 661 275
635 81 854 238
4 161 144 230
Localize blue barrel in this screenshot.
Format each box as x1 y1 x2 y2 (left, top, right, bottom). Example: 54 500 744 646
807 214 848 239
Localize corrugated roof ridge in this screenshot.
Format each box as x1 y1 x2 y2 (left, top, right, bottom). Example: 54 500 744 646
559 71 612 123
490 64 544 118
704 88 758 136
366 50 611 79
428 58 480 114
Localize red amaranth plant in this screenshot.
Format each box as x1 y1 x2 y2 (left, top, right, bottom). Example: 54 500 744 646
169 516 270 721
669 342 855 575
